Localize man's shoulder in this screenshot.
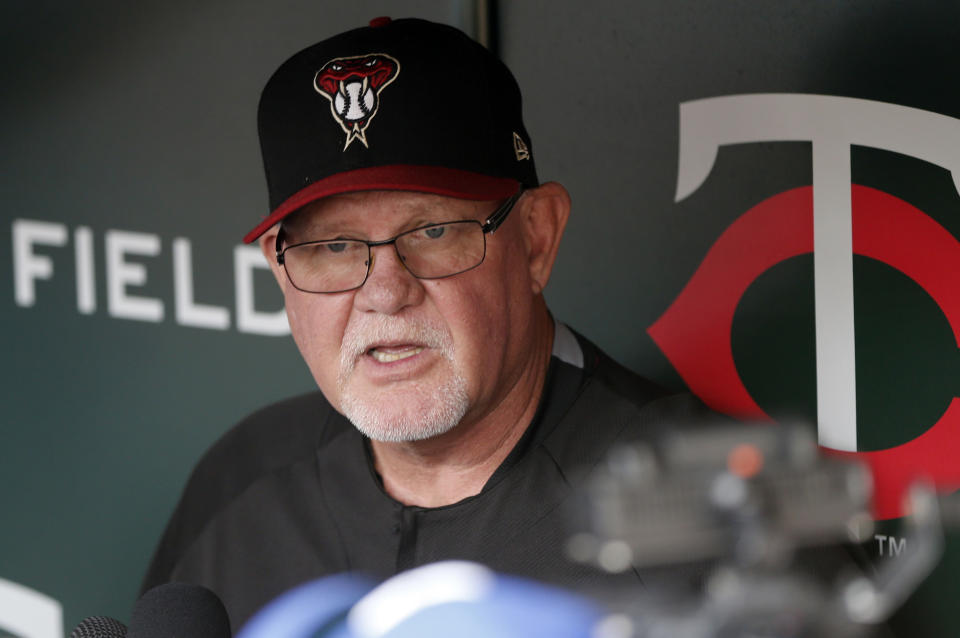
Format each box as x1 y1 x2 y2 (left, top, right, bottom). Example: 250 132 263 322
570 330 706 414
196 391 344 479
175 390 351 528
141 391 348 591
543 330 713 471
589 344 709 424
567 329 669 409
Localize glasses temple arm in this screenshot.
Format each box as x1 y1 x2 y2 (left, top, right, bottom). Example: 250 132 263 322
275 227 285 264
481 188 524 234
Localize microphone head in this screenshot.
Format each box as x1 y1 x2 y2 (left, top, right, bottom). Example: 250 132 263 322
128 582 231 638
69 616 128 638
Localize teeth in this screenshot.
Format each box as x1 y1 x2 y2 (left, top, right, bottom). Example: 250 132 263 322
370 346 424 363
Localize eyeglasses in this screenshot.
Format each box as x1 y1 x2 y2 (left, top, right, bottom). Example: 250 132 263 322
276 189 524 293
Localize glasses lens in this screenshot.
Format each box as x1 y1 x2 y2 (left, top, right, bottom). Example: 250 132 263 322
396 221 486 278
283 240 369 292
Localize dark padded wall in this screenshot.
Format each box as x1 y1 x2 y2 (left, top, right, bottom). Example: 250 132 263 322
2 1 958 635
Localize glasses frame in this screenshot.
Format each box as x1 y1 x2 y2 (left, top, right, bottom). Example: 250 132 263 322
275 188 525 294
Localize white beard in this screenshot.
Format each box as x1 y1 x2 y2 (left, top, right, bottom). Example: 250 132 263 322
337 316 470 442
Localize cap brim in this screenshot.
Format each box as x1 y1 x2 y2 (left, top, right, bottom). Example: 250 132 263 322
243 165 520 243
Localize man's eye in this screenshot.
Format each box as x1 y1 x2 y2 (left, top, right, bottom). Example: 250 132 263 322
424 226 446 239
326 242 348 253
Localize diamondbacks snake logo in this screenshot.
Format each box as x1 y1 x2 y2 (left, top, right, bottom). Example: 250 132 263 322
314 53 400 150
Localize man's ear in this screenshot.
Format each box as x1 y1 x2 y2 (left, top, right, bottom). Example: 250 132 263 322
519 181 571 295
258 225 288 290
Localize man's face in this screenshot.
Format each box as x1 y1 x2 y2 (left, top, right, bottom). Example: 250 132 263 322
262 190 539 442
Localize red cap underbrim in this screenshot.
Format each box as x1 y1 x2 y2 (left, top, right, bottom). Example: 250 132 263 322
243 165 520 243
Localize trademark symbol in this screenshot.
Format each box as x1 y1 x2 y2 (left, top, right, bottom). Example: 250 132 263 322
875 534 907 557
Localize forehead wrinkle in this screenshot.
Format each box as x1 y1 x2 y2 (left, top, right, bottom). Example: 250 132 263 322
287 191 496 240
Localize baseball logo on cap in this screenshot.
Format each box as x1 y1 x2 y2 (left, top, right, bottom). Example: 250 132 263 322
314 53 400 150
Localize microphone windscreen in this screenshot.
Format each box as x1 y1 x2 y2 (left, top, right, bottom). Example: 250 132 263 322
128 582 230 638
69 615 128 638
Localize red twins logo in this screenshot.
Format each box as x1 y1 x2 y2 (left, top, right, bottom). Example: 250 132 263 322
651 94 960 519
314 53 400 150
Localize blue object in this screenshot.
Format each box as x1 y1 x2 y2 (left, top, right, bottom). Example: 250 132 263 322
332 562 602 638
236 574 376 638
237 562 602 638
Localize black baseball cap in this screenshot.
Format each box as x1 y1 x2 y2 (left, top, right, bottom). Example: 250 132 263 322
244 17 539 243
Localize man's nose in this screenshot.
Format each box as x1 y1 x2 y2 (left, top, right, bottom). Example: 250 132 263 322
352 243 425 314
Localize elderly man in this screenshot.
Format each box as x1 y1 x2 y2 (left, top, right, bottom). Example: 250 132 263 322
142 17 699 627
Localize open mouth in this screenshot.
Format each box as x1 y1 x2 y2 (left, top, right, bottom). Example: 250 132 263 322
367 345 425 363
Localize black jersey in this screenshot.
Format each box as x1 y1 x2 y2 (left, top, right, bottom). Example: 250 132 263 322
141 328 704 628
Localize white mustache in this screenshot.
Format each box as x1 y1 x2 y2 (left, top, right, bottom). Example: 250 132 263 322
339 316 452 372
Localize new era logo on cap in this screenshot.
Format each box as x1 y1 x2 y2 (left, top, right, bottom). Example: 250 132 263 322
513 132 530 161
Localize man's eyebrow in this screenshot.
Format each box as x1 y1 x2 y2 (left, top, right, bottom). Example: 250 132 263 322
286 209 359 238
296 225 362 240
288 197 485 239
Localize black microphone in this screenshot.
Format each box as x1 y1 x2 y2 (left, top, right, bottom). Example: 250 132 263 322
70 616 128 638
128 582 231 638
